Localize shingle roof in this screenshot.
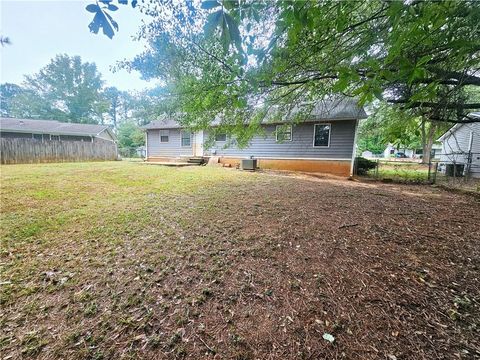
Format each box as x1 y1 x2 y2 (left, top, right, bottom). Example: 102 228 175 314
264 97 367 122
0 118 115 138
142 114 183 130
142 97 367 130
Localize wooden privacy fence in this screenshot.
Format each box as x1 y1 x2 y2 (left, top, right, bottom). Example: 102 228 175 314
0 138 118 164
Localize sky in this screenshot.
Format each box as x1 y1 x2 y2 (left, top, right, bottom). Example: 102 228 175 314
0 0 154 91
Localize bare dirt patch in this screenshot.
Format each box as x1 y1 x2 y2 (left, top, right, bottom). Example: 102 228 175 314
1 163 479 359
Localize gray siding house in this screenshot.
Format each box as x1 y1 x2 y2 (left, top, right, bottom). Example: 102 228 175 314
143 98 367 176
438 113 480 178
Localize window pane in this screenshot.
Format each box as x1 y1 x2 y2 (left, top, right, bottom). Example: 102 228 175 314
181 131 191 146
276 125 292 142
160 130 169 143
314 124 330 147
215 133 227 142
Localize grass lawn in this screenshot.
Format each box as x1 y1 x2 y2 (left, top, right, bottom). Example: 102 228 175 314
367 161 431 183
1 162 479 359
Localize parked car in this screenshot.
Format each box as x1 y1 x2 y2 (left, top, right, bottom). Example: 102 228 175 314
395 152 407 158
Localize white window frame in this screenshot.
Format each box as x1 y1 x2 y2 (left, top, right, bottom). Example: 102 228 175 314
159 130 169 143
181 130 192 147
275 124 293 142
313 123 331 148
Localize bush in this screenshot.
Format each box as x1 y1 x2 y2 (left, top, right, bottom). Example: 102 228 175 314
355 157 376 175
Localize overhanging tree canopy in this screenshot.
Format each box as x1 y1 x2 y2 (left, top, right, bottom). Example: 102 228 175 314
88 0 480 134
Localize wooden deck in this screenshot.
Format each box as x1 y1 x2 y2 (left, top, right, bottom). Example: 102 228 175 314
142 162 199 167
144 156 208 167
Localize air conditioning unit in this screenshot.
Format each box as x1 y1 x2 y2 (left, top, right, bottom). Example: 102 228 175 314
445 163 464 177
241 158 257 171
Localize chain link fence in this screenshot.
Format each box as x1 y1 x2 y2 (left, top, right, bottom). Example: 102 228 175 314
354 152 480 191
433 152 480 192
118 146 146 161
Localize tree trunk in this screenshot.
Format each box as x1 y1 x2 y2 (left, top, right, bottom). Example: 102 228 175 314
421 119 438 164
112 110 117 131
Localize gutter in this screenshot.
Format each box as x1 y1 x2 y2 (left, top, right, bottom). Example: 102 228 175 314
349 119 359 177
143 117 361 130
1 128 106 138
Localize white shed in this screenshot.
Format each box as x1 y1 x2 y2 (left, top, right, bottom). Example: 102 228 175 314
384 144 416 158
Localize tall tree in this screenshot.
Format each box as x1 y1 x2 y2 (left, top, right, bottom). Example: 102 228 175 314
128 86 173 126
103 86 121 129
117 120 145 149
0 83 24 117
0 83 54 119
88 0 480 141
358 103 449 163
102 87 137 130
23 54 106 123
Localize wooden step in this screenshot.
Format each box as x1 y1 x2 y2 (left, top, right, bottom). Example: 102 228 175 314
187 157 206 164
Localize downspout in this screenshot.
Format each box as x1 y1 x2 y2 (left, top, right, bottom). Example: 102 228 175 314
145 129 148 161
464 130 474 176
192 130 196 157
349 119 359 177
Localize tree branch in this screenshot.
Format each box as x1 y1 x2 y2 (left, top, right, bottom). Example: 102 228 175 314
387 100 480 110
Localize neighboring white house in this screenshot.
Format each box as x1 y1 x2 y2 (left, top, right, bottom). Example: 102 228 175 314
438 113 480 178
384 144 415 158
383 143 442 160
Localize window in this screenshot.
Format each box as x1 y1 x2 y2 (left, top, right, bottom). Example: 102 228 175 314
313 124 331 147
215 133 227 142
50 135 60 141
32 134 43 141
181 131 191 147
276 125 292 142
160 130 169 143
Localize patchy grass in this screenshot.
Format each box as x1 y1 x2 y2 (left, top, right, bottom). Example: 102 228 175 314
367 161 431 183
1 161 479 359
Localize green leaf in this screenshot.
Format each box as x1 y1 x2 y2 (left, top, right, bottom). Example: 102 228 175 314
408 67 427 84
336 5 347 31
89 11 114 39
201 1 220 10
223 0 239 11
332 77 349 92
204 10 223 38
221 15 231 52
373 88 383 100
358 91 374 107
85 4 99 13
105 12 119 31
417 55 432 66
224 12 242 52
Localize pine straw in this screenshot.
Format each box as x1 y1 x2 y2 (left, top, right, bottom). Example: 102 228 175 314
1 163 479 359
